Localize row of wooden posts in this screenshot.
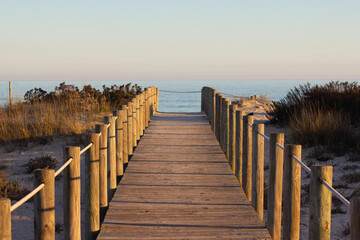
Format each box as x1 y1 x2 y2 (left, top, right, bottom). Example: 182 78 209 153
0 87 159 240
201 87 360 240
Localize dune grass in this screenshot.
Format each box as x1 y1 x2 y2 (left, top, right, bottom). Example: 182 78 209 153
0 82 141 142
267 81 360 150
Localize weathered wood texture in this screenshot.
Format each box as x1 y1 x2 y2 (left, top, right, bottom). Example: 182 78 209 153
98 112 270 239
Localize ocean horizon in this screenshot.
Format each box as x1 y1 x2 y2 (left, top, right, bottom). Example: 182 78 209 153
0 79 356 112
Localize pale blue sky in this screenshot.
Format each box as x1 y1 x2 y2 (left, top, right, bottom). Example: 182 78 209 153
0 0 359 80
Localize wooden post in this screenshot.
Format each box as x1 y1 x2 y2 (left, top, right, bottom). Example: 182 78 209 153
201 87 205 112
156 87 159 112
145 88 149 128
309 165 333 240
215 93 222 141
9 81 12 106
201 87 205 113
242 115 254 201
121 105 128 164
113 110 124 178
63 146 80 240
140 93 145 136
85 133 100 240
0 198 11 240
229 104 238 173
211 88 217 132
105 116 117 198
235 110 245 185
34 169 55 240
132 98 137 147
127 101 133 155
220 98 230 158
95 124 108 219
252 124 265 221
136 95 141 141
351 197 360 240
267 133 284 240
283 144 301 240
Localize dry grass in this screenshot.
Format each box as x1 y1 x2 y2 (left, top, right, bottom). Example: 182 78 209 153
289 104 353 147
0 98 104 142
0 82 143 142
0 171 28 200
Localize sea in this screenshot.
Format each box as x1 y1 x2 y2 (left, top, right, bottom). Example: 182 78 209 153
0 80 355 112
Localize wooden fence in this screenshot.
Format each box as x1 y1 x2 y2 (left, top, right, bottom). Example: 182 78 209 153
0 87 159 240
201 86 360 240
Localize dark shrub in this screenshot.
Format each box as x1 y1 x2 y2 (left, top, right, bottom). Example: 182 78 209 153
25 155 58 173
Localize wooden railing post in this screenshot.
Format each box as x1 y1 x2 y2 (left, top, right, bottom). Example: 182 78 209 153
127 101 133 156
156 87 159 112
136 95 141 141
95 124 108 219
85 133 100 240
215 93 222 141
132 98 137 148
220 98 230 158
145 88 150 128
120 105 128 164
63 146 80 240
267 133 284 240
242 115 254 201
235 110 245 185
201 87 205 112
252 123 264 221
105 116 117 198
283 144 301 240
0 198 11 240
229 104 238 173
34 169 55 240
149 87 153 117
113 110 124 179
351 197 360 240
309 165 333 240
210 88 217 132
139 93 145 136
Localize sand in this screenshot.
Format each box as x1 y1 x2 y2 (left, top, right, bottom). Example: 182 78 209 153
1 98 357 239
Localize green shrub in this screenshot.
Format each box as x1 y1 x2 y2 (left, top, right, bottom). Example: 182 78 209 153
25 155 58 173
0 171 28 200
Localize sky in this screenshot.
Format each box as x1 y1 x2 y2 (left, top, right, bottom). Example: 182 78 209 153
0 0 359 81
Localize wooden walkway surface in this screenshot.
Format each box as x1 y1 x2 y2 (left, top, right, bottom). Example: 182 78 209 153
98 112 271 239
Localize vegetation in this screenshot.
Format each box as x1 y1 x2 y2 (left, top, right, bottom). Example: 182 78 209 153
0 82 141 142
267 81 360 149
0 171 28 200
25 155 58 173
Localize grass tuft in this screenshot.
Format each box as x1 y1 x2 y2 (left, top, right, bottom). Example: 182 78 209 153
25 155 58 173
0 171 29 200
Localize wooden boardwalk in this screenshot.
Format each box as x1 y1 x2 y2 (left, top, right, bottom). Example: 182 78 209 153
98 112 271 239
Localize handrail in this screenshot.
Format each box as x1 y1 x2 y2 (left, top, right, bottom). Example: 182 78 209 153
10 183 45 212
80 142 93 155
54 157 73 177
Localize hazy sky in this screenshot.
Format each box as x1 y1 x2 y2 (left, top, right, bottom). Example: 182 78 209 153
0 0 359 80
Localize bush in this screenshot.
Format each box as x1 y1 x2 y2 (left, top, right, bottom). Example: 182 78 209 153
0 171 28 200
267 81 360 149
289 104 354 147
0 82 142 142
24 82 142 107
267 81 360 124
25 155 58 173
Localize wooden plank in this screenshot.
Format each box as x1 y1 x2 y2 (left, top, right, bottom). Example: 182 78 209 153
98 112 271 239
